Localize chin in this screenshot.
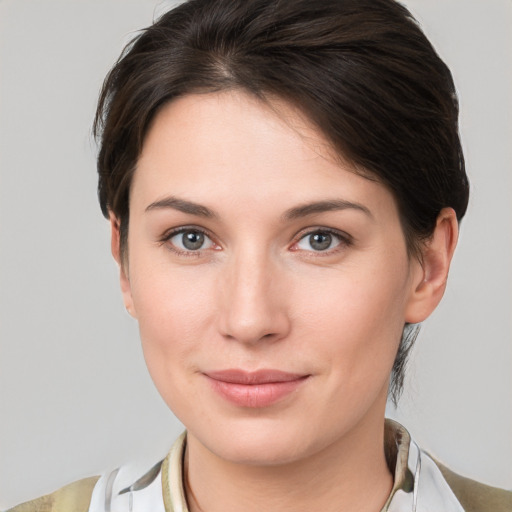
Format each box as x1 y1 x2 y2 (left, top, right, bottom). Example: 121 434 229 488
191 417 325 467
214 437 307 467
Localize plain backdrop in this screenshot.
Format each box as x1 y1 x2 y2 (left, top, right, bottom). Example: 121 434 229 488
0 0 511 507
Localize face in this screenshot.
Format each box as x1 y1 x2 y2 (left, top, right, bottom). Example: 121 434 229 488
119 91 425 466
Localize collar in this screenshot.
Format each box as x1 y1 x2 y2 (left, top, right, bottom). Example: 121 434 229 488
382 419 464 512
93 421 465 511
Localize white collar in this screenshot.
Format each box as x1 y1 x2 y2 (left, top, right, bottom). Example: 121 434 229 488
89 422 465 512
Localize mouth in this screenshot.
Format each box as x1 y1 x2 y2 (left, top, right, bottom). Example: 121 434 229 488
204 369 310 408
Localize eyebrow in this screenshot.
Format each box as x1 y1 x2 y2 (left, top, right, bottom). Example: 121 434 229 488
145 196 372 221
145 196 216 218
283 199 373 220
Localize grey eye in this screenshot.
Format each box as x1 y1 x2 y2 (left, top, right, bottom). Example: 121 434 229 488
182 231 204 250
170 230 213 251
296 231 341 252
309 232 332 251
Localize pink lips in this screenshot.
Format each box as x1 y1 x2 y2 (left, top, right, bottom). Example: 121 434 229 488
204 369 309 408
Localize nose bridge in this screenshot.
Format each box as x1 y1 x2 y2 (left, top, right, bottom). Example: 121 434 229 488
218 243 289 344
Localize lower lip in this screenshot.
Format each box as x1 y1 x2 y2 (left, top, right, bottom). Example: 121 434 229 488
206 376 309 408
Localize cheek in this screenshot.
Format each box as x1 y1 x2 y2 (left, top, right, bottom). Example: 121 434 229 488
294 258 410 380
128 260 217 381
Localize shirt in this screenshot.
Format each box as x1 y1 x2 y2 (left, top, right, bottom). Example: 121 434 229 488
7 420 512 512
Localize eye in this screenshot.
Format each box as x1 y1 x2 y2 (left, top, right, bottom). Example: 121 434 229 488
167 228 215 252
294 229 348 253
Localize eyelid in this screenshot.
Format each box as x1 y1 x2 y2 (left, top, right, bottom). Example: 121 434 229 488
158 225 352 256
160 225 207 241
159 225 221 255
290 227 353 253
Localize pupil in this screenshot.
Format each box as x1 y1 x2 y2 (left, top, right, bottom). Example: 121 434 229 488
183 231 204 250
310 232 331 251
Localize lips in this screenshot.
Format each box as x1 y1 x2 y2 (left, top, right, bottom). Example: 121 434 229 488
204 369 309 408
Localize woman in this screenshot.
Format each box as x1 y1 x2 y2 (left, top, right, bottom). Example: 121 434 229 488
6 0 511 511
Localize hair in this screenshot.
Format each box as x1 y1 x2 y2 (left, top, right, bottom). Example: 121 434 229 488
94 0 469 404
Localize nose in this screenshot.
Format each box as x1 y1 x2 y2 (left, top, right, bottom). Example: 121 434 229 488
217 250 291 345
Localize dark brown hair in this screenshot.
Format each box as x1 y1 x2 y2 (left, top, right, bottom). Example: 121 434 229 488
94 0 469 403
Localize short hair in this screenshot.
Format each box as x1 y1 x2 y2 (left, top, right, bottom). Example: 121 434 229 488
94 0 469 403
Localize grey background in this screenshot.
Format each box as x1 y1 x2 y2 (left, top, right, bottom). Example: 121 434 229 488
0 0 510 507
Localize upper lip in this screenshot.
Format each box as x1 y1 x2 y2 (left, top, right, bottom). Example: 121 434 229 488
204 369 308 385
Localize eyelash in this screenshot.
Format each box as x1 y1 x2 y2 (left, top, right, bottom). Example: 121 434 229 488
159 226 353 257
159 226 219 257
291 227 353 256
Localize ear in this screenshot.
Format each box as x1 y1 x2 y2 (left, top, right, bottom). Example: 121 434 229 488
405 208 459 324
110 214 137 318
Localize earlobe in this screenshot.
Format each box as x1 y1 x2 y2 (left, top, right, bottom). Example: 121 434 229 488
405 208 459 324
109 214 137 318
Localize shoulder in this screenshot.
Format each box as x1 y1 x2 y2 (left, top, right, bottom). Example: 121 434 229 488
5 476 100 512
4 434 187 512
385 419 511 512
434 460 512 512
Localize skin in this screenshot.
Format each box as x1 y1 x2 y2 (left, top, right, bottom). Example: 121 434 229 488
111 91 458 512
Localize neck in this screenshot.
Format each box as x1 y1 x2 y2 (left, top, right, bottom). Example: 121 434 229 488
184 413 393 512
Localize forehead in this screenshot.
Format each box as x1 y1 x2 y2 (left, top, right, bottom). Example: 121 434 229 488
132 91 397 220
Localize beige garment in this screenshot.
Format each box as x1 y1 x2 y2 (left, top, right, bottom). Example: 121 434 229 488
6 477 99 512
436 463 512 512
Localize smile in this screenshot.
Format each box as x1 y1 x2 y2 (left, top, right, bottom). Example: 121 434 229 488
204 369 310 408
